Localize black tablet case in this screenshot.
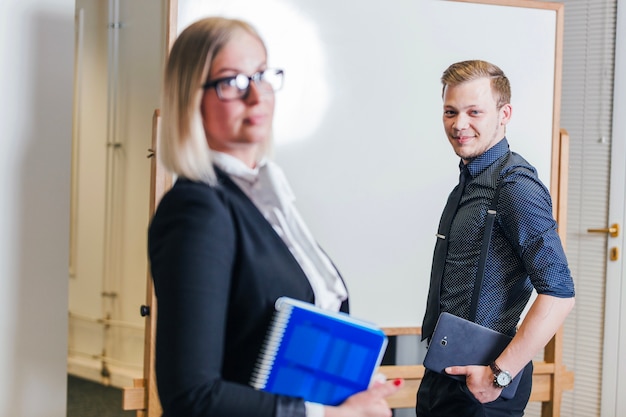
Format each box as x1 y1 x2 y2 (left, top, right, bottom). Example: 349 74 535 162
423 312 523 399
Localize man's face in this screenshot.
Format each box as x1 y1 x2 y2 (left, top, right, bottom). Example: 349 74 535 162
442 77 512 164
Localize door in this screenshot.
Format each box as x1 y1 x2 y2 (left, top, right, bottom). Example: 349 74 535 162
600 1 626 414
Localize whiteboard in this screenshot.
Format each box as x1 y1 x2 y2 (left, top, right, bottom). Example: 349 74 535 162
176 0 560 327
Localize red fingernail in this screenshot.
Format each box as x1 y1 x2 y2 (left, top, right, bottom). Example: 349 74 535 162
393 378 402 386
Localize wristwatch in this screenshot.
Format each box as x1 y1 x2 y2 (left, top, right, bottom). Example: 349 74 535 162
489 361 512 388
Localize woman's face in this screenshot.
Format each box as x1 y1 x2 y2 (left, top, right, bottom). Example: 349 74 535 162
201 30 274 167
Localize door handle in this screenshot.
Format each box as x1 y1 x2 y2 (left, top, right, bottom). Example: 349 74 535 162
587 223 619 238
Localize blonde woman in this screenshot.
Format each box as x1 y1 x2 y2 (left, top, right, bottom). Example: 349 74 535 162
149 17 402 417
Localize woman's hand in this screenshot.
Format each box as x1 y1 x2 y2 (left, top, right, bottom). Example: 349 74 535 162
324 378 403 417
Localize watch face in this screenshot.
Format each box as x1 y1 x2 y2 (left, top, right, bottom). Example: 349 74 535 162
496 371 512 386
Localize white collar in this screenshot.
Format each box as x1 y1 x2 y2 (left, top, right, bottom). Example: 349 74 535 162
212 152 267 184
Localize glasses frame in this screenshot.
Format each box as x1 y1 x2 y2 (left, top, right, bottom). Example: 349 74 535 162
202 68 284 101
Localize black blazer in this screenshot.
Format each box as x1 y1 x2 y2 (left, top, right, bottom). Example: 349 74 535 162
149 169 348 417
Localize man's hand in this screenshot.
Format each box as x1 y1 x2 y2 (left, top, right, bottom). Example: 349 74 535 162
445 365 501 403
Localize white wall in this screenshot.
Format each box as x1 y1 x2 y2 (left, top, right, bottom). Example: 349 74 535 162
0 0 74 416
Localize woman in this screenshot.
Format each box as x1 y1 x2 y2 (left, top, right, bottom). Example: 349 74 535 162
149 17 402 417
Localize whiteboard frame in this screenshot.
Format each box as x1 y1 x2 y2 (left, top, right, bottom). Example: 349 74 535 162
167 0 565 327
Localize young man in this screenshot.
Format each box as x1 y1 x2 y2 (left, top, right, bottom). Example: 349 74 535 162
417 60 575 416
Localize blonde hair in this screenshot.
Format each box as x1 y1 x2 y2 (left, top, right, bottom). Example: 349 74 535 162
159 17 266 185
441 60 511 110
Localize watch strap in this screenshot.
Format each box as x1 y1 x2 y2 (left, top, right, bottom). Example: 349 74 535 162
489 361 502 375
489 361 512 388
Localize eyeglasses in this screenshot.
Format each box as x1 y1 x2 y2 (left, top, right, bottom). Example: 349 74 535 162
202 68 284 101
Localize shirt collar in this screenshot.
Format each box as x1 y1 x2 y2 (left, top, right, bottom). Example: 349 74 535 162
212 152 267 184
463 138 510 178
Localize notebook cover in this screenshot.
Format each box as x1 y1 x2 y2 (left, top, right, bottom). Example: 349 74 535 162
250 297 388 406
423 312 523 399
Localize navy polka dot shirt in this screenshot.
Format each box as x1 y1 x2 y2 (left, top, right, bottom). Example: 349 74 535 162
439 138 575 335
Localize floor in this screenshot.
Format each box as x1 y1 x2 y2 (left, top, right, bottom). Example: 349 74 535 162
67 375 135 417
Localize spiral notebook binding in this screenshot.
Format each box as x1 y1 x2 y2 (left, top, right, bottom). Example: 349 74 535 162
250 301 293 389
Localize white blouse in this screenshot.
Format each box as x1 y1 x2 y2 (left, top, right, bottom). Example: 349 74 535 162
212 152 348 313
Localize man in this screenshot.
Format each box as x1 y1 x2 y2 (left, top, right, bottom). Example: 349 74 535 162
417 60 575 416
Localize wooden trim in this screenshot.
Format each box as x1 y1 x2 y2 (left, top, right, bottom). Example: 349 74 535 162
166 0 177 51
122 379 147 412
551 3 565 216
123 360 575 411
538 129 570 417
143 110 167 417
382 327 422 336
556 129 570 247
380 361 574 409
452 0 563 12
122 110 171 416
148 110 172 212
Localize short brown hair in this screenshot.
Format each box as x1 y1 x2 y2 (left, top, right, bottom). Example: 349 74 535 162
441 60 511 109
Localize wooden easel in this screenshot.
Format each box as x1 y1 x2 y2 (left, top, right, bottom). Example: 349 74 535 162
122 0 573 413
121 110 168 417
122 123 574 417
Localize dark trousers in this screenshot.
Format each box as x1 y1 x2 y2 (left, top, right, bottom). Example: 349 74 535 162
416 361 533 417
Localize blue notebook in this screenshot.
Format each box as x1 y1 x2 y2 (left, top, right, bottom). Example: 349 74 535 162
250 297 388 406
